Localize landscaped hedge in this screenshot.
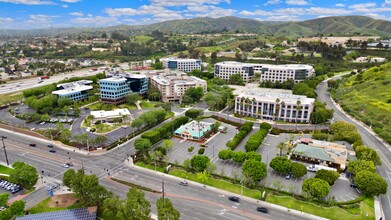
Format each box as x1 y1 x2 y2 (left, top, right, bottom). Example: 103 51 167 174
211 115 242 127
271 128 329 135
141 116 189 144
226 122 253 150
244 124 270 152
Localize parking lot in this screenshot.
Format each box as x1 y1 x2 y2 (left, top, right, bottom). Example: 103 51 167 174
0 178 24 199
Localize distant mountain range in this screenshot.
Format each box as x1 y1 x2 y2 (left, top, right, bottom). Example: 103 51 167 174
0 16 390 37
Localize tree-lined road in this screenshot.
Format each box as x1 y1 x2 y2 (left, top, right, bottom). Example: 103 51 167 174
317 78 391 219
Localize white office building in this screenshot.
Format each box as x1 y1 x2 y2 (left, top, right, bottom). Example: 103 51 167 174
214 61 262 82
161 58 202 72
150 71 207 102
235 88 315 123
214 62 314 83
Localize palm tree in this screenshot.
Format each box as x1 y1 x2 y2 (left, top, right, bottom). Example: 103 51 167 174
276 142 287 157
252 98 256 117
295 100 302 131
240 97 245 116
274 98 281 127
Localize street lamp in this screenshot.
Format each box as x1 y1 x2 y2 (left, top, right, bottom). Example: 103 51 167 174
1 136 9 166
122 125 128 139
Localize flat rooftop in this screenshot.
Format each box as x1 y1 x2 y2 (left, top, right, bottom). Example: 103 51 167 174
237 88 315 105
174 120 213 138
90 108 131 118
99 76 127 82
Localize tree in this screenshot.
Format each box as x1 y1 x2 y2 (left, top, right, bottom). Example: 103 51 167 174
134 138 152 157
232 151 247 163
187 146 194 153
246 151 262 161
95 135 107 146
276 142 287 156
156 198 180 220
161 139 174 151
218 149 233 160
117 188 151 220
314 170 339 186
295 100 302 130
153 62 164 70
10 200 25 216
190 155 210 172
291 162 307 178
40 114 51 122
131 118 144 130
125 93 142 105
355 145 381 166
354 171 387 196
60 129 72 143
269 157 292 174
347 160 376 176
302 178 330 199
185 109 203 119
74 132 89 146
63 169 76 187
211 52 217 63
9 161 38 189
0 193 9 207
242 159 267 182
197 170 210 185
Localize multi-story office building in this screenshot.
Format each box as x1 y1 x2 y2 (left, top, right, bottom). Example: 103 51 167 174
214 62 314 83
150 71 207 102
161 58 202 72
259 64 314 83
214 61 262 82
99 74 148 105
234 88 315 123
52 80 93 101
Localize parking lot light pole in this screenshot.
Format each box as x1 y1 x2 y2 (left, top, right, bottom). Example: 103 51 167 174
1 136 9 166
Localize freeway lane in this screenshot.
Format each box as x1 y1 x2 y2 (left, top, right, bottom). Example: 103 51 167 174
317 79 391 219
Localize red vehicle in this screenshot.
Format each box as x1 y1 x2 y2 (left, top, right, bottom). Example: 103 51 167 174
40 76 50 80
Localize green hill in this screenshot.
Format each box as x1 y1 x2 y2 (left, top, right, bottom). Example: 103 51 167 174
332 63 391 144
1 16 390 37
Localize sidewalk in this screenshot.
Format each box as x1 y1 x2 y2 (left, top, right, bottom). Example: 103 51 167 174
125 159 328 220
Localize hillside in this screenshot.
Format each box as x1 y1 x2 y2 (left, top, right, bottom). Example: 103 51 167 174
0 16 390 37
332 63 391 144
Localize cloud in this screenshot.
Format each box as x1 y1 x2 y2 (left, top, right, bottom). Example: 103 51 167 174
69 12 84 16
187 5 236 18
264 0 281 5
349 2 377 10
348 3 391 13
105 5 183 22
274 8 306 15
307 7 351 15
71 16 118 25
61 4 68 8
0 0 53 5
262 15 300 21
364 13 390 20
385 0 391 6
285 0 308 6
60 0 81 2
105 8 140 17
149 0 230 7
0 17 13 22
335 4 344 7
239 9 272 16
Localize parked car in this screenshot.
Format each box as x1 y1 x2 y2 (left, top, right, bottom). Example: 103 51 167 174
179 181 188 186
285 173 292 180
62 164 69 168
47 144 53 148
12 187 22 194
228 196 240 202
257 207 269 213
350 181 357 188
40 121 45 125
66 162 73 166
49 149 56 153
29 143 36 147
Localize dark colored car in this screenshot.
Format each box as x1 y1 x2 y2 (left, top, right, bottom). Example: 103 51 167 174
179 181 188 186
29 144 36 147
285 173 292 180
228 196 240 202
257 207 269 213
66 162 73 166
49 149 56 153
47 144 53 148
350 181 357 188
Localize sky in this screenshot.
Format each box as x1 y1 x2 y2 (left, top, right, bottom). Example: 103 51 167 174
0 0 390 29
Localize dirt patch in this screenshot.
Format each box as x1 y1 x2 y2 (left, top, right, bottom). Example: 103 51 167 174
48 193 78 208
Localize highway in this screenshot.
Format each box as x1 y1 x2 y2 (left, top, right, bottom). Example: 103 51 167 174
0 127 312 220
317 78 391 219
0 67 105 95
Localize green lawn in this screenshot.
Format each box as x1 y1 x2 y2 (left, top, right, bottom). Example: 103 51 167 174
0 92 23 106
169 169 262 199
28 197 84 214
0 165 13 175
135 162 166 173
140 101 160 109
118 103 137 110
266 195 375 220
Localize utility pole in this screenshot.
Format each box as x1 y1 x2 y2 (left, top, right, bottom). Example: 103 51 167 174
81 161 85 174
162 179 165 199
1 136 9 166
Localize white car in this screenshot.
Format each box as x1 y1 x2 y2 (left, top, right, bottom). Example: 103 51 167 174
62 164 69 168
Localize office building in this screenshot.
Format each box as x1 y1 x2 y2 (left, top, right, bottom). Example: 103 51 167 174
161 58 202 72
150 71 207 102
234 88 315 123
52 80 93 101
90 109 131 124
99 73 148 105
214 62 314 83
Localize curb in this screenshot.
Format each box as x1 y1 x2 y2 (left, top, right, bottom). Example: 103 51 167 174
127 162 328 220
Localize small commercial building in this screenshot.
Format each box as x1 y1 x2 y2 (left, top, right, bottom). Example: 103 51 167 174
52 80 93 101
90 108 131 124
174 120 213 141
291 138 356 170
17 207 97 220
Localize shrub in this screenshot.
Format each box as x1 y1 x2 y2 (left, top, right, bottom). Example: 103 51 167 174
226 122 253 150
232 151 247 164
269 157 292 174
198 148 205 155
245 128 268 152
315 170 339 186
218 149 234 160
291 162 307 178
188 146 194 153
185 109 203 119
